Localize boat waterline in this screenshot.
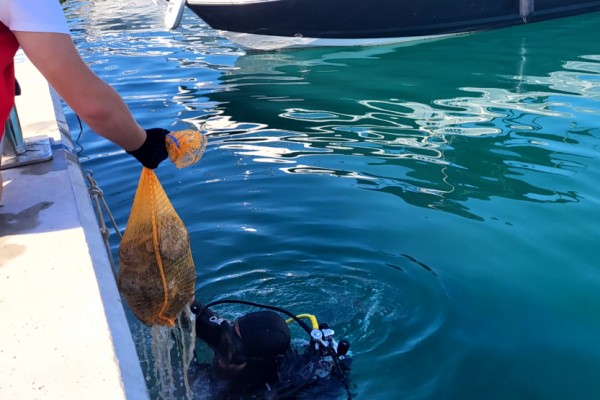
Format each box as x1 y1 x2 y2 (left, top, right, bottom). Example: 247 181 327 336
185 0 600 50
219 30 471 51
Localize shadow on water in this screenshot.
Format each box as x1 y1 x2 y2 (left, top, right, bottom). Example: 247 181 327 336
178 13 600 222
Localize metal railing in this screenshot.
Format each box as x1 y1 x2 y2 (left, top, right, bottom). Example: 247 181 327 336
1 80 53 170
2 106 26 158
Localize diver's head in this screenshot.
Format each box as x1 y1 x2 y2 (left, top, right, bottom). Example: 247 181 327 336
215 310 291 378
237 310 291 358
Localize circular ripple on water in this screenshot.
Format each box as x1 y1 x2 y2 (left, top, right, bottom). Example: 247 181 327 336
196 251 448 361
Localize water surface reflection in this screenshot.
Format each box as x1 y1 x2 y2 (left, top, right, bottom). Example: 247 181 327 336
61 4 600 399
175 19 600 221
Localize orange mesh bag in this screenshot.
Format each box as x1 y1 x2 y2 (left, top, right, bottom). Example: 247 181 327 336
118 130 206 327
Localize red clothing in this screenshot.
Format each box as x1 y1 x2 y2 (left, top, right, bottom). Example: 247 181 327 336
1 22 19 140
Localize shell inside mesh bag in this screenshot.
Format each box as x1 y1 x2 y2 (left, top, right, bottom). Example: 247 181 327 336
118 168 197 326
117 129 206 326
166 130 207 168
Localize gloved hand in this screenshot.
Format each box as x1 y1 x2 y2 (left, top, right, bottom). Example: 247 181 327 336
127 128 170 169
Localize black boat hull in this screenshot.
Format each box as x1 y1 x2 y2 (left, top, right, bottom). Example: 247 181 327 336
185 0 600 49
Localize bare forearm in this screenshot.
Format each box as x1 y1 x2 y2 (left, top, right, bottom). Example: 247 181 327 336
14 31 146 151
65 78 146 151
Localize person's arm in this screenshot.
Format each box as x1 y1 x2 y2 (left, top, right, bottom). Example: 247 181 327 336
14 31 146 151
192 303 227 349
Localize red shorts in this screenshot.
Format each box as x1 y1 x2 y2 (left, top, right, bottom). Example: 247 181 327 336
1 23 19 141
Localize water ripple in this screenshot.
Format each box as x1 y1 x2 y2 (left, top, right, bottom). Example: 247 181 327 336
196 251 448 361
62 4 600 399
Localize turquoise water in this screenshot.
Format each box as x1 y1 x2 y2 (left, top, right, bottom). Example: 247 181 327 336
62 1 600 399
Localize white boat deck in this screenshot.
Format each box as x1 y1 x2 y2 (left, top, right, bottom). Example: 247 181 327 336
0 53 148 400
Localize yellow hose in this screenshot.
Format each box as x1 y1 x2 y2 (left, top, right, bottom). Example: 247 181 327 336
286 314 319 330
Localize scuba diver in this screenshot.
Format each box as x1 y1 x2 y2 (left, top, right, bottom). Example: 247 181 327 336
188 299 353 400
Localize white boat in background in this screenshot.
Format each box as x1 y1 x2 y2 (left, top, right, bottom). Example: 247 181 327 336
158 0 600 50
164 0 187 29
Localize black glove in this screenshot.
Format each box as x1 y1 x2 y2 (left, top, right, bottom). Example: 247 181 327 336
126 128 169 169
